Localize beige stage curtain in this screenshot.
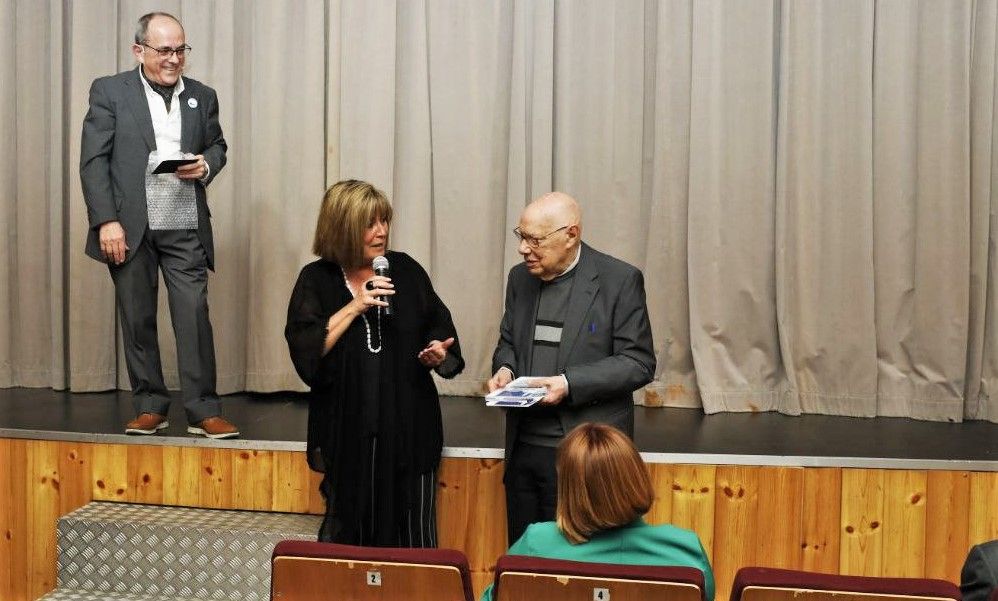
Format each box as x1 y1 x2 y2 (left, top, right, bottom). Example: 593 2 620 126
1 0 996 423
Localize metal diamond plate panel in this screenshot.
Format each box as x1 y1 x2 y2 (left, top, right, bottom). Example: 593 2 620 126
40 589 212 601
57 502 321 601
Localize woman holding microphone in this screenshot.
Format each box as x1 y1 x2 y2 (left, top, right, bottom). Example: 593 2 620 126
286 179 463 547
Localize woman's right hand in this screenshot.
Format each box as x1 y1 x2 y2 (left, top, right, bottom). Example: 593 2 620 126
350 275 394 314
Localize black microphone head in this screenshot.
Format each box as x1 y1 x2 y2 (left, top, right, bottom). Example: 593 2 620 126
372 255 390 273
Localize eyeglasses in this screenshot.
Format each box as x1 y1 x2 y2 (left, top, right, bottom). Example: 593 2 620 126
140 43 192 59
513 225 571 248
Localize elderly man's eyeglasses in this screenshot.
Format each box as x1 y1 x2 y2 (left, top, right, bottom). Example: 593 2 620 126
513 225 571 248
140 43 192 59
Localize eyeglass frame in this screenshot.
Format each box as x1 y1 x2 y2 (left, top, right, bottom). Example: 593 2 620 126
139 42 192 59
512 224 573 249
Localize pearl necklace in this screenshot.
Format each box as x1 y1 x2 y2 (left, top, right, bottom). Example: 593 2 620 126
341 267 382 354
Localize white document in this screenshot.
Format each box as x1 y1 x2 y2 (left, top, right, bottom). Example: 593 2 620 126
485 377 546 408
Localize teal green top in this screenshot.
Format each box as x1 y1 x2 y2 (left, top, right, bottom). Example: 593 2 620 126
481 519 714 601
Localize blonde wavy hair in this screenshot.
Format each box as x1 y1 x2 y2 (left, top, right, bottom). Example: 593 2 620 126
312 180 393 268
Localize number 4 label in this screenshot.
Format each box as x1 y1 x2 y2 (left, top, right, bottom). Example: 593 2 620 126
367 570 382 586
594 587 610 600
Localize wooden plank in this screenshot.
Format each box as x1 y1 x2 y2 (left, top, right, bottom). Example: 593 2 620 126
162 446 201 507
713 466 760 601
0 439 28 601
881 470 927 577
26 440 61 598
646 463 675 525
437 456 507 586
127 444 164 505
801 468 842 573
710 465 759 599
756 466 804 570
272 450 311 513
968 471 998 544
669 464 716 560
90 443 128 501
57 442 93 515
839 468 885 577
924 470 970 582
198 447 233 508
231 449 274 511
4 440 29 601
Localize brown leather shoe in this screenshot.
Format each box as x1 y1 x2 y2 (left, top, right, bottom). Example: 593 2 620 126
125 413 169 435
187 416 240 439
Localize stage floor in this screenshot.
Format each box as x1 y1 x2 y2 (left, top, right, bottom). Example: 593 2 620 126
0 387 995 470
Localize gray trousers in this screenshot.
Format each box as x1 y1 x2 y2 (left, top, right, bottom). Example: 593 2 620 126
109 228 220 423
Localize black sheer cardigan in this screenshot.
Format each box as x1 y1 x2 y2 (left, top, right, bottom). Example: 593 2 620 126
285 251 464 543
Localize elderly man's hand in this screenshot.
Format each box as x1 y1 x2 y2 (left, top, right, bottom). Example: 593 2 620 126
487 367 513 392
531 376 568 406
418 337 455 368
99 221 128 264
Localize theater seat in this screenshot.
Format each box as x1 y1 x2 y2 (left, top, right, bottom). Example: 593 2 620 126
730 567 961 601
271 540 475 601
493 554 706 601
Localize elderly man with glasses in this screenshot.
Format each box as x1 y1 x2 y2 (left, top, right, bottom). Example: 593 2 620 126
488 191 656 544
80 12 238 438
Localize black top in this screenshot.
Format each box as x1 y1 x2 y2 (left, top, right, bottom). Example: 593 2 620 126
285 251 464 544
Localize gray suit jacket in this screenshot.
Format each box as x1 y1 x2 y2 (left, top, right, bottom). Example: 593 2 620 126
492 242 656 453
962 540 998 601
80 67 227 269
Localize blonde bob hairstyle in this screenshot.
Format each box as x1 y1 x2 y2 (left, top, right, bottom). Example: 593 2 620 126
556 423 654 544
312 180 393 269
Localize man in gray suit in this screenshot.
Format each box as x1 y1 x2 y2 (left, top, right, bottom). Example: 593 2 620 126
80 12 238 439
488 192 655 543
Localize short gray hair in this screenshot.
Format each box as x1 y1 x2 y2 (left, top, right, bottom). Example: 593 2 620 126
135 12 182 44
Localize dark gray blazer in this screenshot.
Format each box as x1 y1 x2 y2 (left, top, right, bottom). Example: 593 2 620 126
962 540 998 601
80 67 227 269
492 242 656 453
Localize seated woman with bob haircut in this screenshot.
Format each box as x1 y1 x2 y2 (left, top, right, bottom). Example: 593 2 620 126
483 422 714 601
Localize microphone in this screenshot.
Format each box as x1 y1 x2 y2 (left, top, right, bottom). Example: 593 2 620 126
372 255 393 316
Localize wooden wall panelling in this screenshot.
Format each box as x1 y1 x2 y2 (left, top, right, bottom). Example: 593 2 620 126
839 468 885 577
881 470 927 578
90 442 128 501
711 467 804 601
670 464 717 559
755 466 804 569
57 441 93 514
272 450 311 513
801 468 841 573
646 462 674 525
924 470 970 583
0 439 29 601
231 449 274 511
968 471 998 545
199 447 233 508
26 440 61 598
436 457 508 597
713 465 761 598
162 445 202 507
127 444 164 505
